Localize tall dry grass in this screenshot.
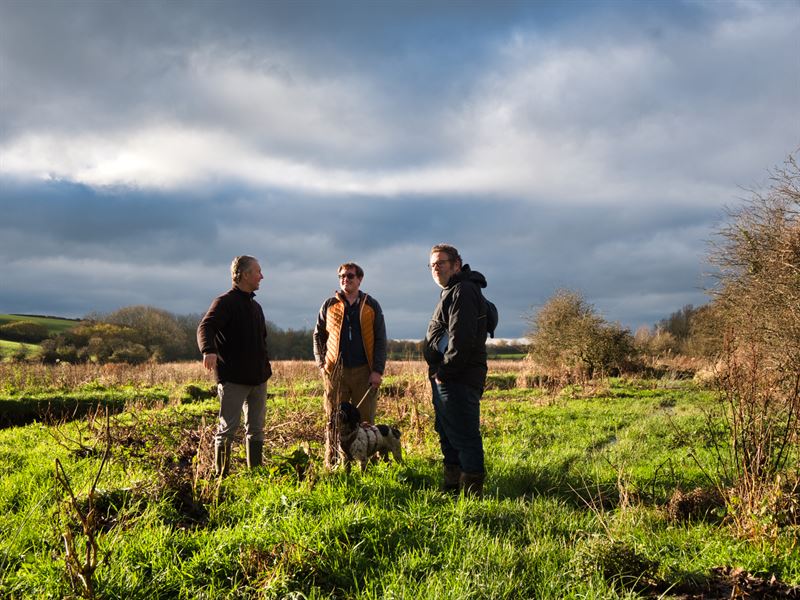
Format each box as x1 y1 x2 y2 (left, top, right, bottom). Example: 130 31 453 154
0 361 207 391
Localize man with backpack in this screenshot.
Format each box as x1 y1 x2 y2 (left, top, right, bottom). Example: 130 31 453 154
424 243 495 497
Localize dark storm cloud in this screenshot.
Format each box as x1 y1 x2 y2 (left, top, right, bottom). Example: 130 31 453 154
1 177 719 337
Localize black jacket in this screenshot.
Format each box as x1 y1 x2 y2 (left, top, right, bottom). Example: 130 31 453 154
424 265 489 391
197 287 272 385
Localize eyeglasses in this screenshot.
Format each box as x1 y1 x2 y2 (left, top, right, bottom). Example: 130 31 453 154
339 273 357 280
428 260 452 269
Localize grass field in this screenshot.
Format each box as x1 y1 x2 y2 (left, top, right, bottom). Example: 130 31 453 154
0 339 42 361
0 361 797 599
0 314 77 362
0 313 81 335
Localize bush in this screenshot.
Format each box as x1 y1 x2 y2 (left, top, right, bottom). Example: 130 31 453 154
0 321 49 343
572 537 657 588
526 289 638 379
108 342 150 365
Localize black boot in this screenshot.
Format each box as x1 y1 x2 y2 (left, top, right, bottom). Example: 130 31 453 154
246 439 264 469
215 439 231 477
442 463 461 494
460 472 485 498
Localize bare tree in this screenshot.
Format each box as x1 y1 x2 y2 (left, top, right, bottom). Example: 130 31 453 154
712 152 800 366
709 150 800 537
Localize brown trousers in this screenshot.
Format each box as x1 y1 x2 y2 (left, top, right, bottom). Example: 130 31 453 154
323 364 378 468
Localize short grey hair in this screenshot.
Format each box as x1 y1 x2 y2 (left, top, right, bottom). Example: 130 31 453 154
231 255 258 283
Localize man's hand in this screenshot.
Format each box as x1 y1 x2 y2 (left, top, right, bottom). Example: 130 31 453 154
369 371 383 389
203 353 218 371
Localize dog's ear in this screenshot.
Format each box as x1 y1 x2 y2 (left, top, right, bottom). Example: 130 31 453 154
348 404 361 425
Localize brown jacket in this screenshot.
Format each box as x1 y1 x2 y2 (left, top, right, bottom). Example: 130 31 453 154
197 287 272 385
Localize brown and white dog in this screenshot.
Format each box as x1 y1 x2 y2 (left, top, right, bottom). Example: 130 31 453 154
335 401 402 472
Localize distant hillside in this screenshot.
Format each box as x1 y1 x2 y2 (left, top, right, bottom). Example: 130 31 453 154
0 314 81 336
0 339 42 360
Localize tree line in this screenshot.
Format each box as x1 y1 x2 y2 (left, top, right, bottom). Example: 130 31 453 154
3 299 715 367
4 306 527 364
524 293 725 380
3 307 318 364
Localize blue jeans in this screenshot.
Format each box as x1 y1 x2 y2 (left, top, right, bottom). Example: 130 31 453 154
431 379 484 474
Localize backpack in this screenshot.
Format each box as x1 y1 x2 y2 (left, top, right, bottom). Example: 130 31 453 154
482 296 499 339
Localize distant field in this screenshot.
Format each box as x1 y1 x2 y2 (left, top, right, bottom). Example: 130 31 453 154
0 313 80 335
0 339 41 360
489 352 526 360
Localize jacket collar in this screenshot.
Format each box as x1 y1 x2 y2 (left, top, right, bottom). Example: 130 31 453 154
336 289 363 305
232 286 256 299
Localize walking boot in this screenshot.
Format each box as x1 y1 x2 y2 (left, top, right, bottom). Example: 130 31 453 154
460 472 485 498
214 439 232 477
442 463 461 494
246 439 264 469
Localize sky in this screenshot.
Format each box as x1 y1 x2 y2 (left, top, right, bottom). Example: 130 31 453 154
1 0 798 340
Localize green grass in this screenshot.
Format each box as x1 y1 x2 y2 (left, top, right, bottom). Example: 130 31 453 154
0 385 178 428
488 353 527 360
0 340 42 361
0 314 80 336
0 376 797 599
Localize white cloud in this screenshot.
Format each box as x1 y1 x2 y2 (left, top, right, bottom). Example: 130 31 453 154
2 3 796 206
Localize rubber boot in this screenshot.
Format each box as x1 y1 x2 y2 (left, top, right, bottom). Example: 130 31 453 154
246 439 264 469
215 439 231 477
460 472 485 498
442 463 461 494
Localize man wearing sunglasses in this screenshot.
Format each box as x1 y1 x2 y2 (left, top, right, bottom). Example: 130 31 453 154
313 262 387 469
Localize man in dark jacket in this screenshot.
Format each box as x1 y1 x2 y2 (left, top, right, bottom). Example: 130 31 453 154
197 255 272 476
424 244 489 496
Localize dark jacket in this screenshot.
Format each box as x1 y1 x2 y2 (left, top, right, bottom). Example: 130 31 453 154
313 291 387 375
197 287 272 385
424 265 489 391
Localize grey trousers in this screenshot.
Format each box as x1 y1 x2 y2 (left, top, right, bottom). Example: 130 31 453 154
215 381 267 443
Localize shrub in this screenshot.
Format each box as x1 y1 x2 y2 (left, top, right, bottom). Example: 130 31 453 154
0 320 49 343
526 289 638 380
572 537 657 588
108 342 150 364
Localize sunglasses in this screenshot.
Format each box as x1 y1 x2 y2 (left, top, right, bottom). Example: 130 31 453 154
428 260 452 269
339 273 357 280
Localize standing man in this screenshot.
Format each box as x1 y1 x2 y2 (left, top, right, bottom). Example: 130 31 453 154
313 262 387 469
424 244 489 497
197 255 272 477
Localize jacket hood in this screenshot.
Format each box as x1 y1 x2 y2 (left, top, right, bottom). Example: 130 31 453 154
448 264 487 289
